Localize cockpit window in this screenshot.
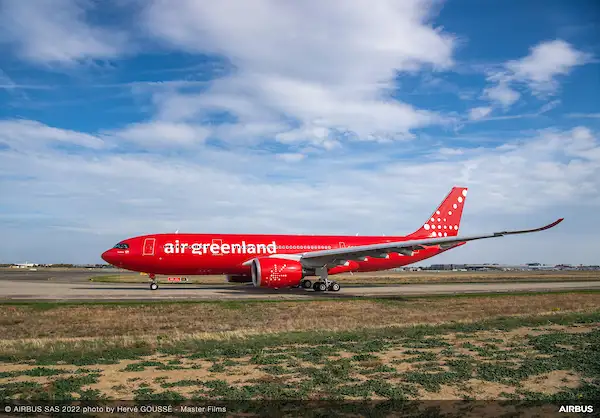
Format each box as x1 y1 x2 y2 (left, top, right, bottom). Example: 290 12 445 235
113 243 129 249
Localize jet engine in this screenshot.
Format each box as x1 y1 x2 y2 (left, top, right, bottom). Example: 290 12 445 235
250 257 304 288
226 274 253 283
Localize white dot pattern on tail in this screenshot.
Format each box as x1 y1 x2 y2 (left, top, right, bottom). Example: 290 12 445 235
422 189 467 235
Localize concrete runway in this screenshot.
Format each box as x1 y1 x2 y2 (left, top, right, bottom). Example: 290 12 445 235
0 268 121 283
1 269 599 301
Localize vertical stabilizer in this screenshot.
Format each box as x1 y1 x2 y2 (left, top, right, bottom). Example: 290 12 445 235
408 187 468 239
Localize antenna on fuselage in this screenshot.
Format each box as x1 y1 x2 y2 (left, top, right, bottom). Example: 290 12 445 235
175 230 179 234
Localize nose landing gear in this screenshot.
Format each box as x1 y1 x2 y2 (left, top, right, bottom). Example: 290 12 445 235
149 273 159 290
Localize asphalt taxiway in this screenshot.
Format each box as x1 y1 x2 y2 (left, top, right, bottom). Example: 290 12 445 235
1 269 599 301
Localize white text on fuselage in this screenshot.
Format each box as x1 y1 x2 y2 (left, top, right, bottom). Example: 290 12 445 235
163 240 277 255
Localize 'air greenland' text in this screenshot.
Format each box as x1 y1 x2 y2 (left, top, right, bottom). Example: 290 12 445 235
163 241 277 255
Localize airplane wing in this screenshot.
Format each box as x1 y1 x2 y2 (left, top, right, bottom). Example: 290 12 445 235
285 218 563 269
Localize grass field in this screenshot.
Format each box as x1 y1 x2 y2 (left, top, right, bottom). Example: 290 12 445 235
0 291 599 401
1 291 599 339
88 270 600 285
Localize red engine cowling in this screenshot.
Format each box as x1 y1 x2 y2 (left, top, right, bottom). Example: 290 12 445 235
250 257 304 288
226 274 253 283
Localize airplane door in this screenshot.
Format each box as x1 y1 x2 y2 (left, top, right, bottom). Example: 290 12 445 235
143 238 156 256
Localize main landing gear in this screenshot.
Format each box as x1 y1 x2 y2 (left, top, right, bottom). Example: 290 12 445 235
149 273 159 290
300 267 341 292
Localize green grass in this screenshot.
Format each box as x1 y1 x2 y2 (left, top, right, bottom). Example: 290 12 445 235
121 361 164 372
0 373 104 401
0 367 71 379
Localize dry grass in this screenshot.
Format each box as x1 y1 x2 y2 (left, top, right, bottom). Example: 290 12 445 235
1 292 598 341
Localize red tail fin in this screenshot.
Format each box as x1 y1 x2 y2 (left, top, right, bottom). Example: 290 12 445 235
409 187 468 239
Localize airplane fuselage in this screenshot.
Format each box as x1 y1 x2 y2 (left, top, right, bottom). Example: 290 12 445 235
102 233 449 276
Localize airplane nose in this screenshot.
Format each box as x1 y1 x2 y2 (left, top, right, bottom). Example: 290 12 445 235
101 249 116 265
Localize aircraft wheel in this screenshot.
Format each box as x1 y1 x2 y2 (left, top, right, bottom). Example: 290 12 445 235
312 282 321 291
330 282 341 292
150 282 158 291
317 282 327 292
302 279 312 289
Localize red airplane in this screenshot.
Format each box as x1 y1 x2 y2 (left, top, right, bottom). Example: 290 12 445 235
101 187 563 292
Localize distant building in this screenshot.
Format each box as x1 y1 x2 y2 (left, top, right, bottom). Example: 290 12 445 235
11 262 38 268
428 264 467 271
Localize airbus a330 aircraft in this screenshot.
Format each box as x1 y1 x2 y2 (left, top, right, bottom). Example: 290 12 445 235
101 187 563 292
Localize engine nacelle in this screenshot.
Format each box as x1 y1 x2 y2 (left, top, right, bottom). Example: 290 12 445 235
226 274 253 283
250 257 304 288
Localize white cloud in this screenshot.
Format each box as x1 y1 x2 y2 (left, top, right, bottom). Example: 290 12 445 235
0 0 129 64
105 122 211 148
276 153 306 163
482 81 521 108
467 106 492 121
1 120 599 264
139 0 456 147
506 40 593 93
0 119 105 150
275 125 341 150
479 40 591 113
438 147 464 156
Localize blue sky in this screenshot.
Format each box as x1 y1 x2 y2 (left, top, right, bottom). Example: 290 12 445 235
0 0 599 265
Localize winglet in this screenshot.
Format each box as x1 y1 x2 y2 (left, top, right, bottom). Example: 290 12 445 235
494 218 564 236
535 218 564 232
542 218 564 230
